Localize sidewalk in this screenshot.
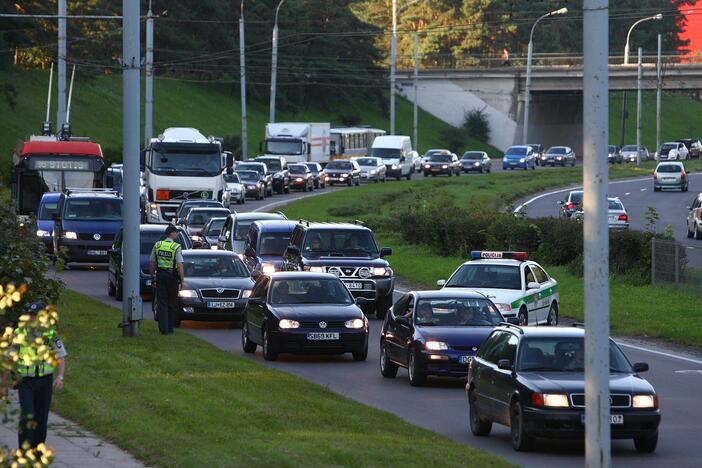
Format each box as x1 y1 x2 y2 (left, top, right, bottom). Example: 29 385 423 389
1 395 144 467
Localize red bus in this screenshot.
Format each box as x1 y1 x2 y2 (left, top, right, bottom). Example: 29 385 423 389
11 137 105 216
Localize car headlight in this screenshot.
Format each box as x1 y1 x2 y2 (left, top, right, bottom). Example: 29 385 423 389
261 263 276 275
295 177 303 182
556 156 563 160
210 245 219 250
442 164 448 169
62 231 78 240
503 157 508 162
372 266 392 277
304 266 324 273
242 289 252 298
178 289 198 298
36 229 51 237
370 170 377 175
424 164 431 169
519 158 525 163
533 393 570 408
474 162 480 166
391 164 398 170
279 319 300 329
425 340 449 351
632 394 657 409
345 318 365 329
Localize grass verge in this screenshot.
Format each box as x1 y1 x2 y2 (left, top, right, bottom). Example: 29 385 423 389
52 290 512 468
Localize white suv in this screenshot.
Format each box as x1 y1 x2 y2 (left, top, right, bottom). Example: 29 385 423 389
687 193 702 239
656 142 689 161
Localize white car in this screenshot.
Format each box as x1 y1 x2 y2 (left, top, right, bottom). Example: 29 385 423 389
607 197 629 230
352 156 387 183
222 171 246 206
656 142 688 161
621 145 649 163
436 251 559 326
654 161 688 192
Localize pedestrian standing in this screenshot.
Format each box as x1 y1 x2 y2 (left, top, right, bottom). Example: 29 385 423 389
502 47 511 66
150 225 185 334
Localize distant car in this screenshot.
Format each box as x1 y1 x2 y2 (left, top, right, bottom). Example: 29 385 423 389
466 325 660 453
543 146 575 167
236 161 273 196
222 171 246 206
241 272 369 361
288 164 315 192
201 216 227 249
353 156 387 183
656 142 688 161
421 149 451 165
423 152 461 176
379 290 504 386
608 144 622 164
460 151 492 173
558 190 583 219
608 197 629 230
35 192 61 253
254 155 290 194
654 161 688 192
167 250 254 327
411 153 423 173
303 162 326 189
218 211 288 255
175 200 224 225
621 145 650 163
686 193 702 239
243 220 298 279
235 170 266 200
183 207 231 245
323 160 361 186
503 146 536 170
527 144 544 166
676 138 701 159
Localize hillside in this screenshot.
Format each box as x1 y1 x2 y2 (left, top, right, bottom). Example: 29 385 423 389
0 68 498 181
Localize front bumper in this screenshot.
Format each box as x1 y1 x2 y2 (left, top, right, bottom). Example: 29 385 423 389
244 186 261 197
271 328 368 354
178 297 248 322
290 179 309 188
503 160 527 169
341 276 394 306
327 176 351 185
424 166 451 175
418 349 475 377
56 239 113 263
522 406 660 439
461 164 483 172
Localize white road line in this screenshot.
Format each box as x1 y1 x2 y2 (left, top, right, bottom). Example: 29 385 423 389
640 188 647 192
616 341 702 366
625 192 631 196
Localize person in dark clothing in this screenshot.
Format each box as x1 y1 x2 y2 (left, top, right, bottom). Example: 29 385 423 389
149 224 185 334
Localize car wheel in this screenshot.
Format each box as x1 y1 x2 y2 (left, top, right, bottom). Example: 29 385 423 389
355 177 360 186
303 183 308 192
406 171 412 181
408 348 426 386
423 172 428 177
241 196 245 205
469 389 492 436
352 343 368 361
174 319 181 328
107 276 116 297
262 326 278 361
517 307 528 325
379 342 398 378
456 169 460 176
347 178 353 187
695 224 702 240
487 166 491 173
547 302 559 326
634 431 658 453
510 401 534 451
116 277 123 302
242 320 257 353
653 186 660 192
687 224 694 238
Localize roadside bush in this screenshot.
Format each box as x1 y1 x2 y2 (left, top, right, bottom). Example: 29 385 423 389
463 108 490 143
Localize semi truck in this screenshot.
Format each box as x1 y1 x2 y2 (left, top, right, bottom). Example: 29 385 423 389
141 127 231 223
262 122 330 164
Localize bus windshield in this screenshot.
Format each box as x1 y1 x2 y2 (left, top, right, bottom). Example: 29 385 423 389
266 139 303 155
151 150 221 176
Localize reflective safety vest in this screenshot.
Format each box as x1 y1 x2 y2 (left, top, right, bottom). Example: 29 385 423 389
155 240 181 270
15 328 58 378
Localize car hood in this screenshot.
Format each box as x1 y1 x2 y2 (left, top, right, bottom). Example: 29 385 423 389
61 220 122 234
425 161 451 166
519 372 654 394
37 220 53 232
303 257 389 268
270 304 364 320
184 276 254 290
418 326 494 348
257 255 284 267
442 287 522 305
505 154 526 159
381 158 401 165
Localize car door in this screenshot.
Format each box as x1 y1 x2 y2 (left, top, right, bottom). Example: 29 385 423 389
243 227 258 273
522 265 540 324
246 276 270 343
474 331 511 420
489 332 519 425
689 197 701 231
108 230 123 286
531 264 555 324
385 294 411 363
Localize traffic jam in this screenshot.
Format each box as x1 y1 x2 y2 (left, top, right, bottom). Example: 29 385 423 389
13 121 684 457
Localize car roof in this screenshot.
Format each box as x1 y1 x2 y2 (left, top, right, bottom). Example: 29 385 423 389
189 207 230 213
235 212 286 221
253 220 298 232
460 258 526 267
40 192 61 201
267 272 339 281
299 221 371 232
496 325 585 338
63 192 121 200
182 249 239 257
412 290 489 300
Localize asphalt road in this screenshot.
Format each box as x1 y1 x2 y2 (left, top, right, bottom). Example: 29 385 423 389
57 173 702 467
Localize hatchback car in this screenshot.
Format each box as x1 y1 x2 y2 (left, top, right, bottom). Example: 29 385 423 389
222 171 246 206
686 193 702 239
424 152 461 176
323 160 361 186
353 156 387 183
503 146 536 170
460 151 492 173
183 207 231 245
543 146 575 167
608 145 622 164
243 220 297 279
621 145 650 163
558 190 583 218
303 162 326 189
288 164 315 192
241 272 369 361
656 142 688 161
654 162 688 192
607 197 629 230
466 325 660 453
380 290 503 386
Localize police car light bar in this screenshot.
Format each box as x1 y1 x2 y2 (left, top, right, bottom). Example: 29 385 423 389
470 251 529 260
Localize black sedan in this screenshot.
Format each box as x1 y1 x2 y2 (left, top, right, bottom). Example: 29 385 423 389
163 250 254 327
466 325 660 453
236 170 267 200
241 272 369 361
380 291 503 386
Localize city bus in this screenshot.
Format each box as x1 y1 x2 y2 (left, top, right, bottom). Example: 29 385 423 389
330 127 386 160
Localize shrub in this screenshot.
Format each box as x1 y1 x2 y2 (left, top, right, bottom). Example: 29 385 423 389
463 108 490 143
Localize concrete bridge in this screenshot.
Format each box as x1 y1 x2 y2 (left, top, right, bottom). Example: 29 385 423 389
396 62 702 153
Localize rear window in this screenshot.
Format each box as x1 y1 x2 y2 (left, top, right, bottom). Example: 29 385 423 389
608 200 624 210
656 164 682 173
568 191 583 204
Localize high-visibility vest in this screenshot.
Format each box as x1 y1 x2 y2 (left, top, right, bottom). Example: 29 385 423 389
155 240 181 270
15 328 58 378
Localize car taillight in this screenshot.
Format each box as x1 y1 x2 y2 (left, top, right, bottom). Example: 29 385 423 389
618 214 628 222
681 171 687 180
566 202 574 210
156 189 170 200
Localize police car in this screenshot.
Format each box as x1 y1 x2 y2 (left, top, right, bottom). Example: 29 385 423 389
436 251 559 326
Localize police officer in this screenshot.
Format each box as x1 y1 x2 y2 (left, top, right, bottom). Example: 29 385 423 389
150 224 185 334
4 302 67 449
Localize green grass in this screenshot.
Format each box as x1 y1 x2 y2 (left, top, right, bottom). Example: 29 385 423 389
52 290 512 468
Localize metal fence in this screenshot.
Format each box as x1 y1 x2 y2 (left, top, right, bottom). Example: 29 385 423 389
651 238 702 290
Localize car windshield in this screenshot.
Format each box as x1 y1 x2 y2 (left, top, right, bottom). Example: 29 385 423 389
234 220 255 241
608 200 624 211
326 161 353 170
265 139 302 155
608 145 617 153
152 150 221 176
569 191 583 204
302 229 378 257
237 163 265 175
237 171 259 182
370 148 401 159
38 201 58 220
355 158 378 166
270 278 353 305
176 201 222 219
183 255 249 278
224 173 240 184
204 218 226 236
517 337 633 373
64 198 122 221
304 163 319 173
445 264 521 290
257 159 282 171
259 232 293 256
622 145 638 151
506 147 527 156
462 152 483 160
429 154 452 162
660 144 676 153
547 147 566 154
414 298 502 327
288 165 307 174
657 164 682 173
187 209 230 226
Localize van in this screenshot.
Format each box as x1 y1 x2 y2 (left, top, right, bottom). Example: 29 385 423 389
370 135 416 180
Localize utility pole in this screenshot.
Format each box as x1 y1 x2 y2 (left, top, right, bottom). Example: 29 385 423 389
57 0 67 128
121 0 142 337
269 0 285 124
656 34 662 157
413 32 419 150
636 47 643 166
390 0 397 135
144 0 154 146
583 0 610 466
240 0 248 159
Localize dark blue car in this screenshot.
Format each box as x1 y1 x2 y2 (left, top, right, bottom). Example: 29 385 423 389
35 192 61 253
243 220 298 279
380 290 504 386
52 190 122 263
502 146 536 171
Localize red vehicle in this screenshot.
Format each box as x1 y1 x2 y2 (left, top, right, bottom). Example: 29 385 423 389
288 163 315 192
11 137 105 216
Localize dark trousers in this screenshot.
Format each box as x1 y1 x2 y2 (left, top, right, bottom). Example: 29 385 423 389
17 374 53 449
156 270 179 334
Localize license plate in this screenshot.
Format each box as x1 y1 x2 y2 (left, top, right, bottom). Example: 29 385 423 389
459 355 473 364
207 301 237 309
663 177 676 181
608 216 617 222
307 332 339 340
145 280 152 286
432 168 441 172
87 250 107 256
344 282 363 290
581 414 624 425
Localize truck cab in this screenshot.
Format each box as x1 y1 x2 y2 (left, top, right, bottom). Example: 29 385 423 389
370 135 416 180
263 122 330 164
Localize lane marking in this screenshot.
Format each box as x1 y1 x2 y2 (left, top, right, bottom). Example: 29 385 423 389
674 370 702 374
616 341 702 366
625 192 631 196
640 188 647 192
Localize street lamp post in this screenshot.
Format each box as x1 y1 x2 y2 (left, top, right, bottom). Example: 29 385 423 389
268 0 285 124
389 0 419 136
523 7 568 145
240 0 248 158
144 0 154 146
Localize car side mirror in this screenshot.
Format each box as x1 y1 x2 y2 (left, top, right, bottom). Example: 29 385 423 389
285 245 300 257
497 359 512 371
527 281 540 290
633 362 649 373
379 247 392 258
395 315 409 326
436 279 446 287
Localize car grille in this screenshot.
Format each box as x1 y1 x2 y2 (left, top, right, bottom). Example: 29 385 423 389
77 233 115 241
452 345 479 352
570 393 631 408
168 190 214 201
199 288 240 299
299 320 346 329
323 266 372 279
